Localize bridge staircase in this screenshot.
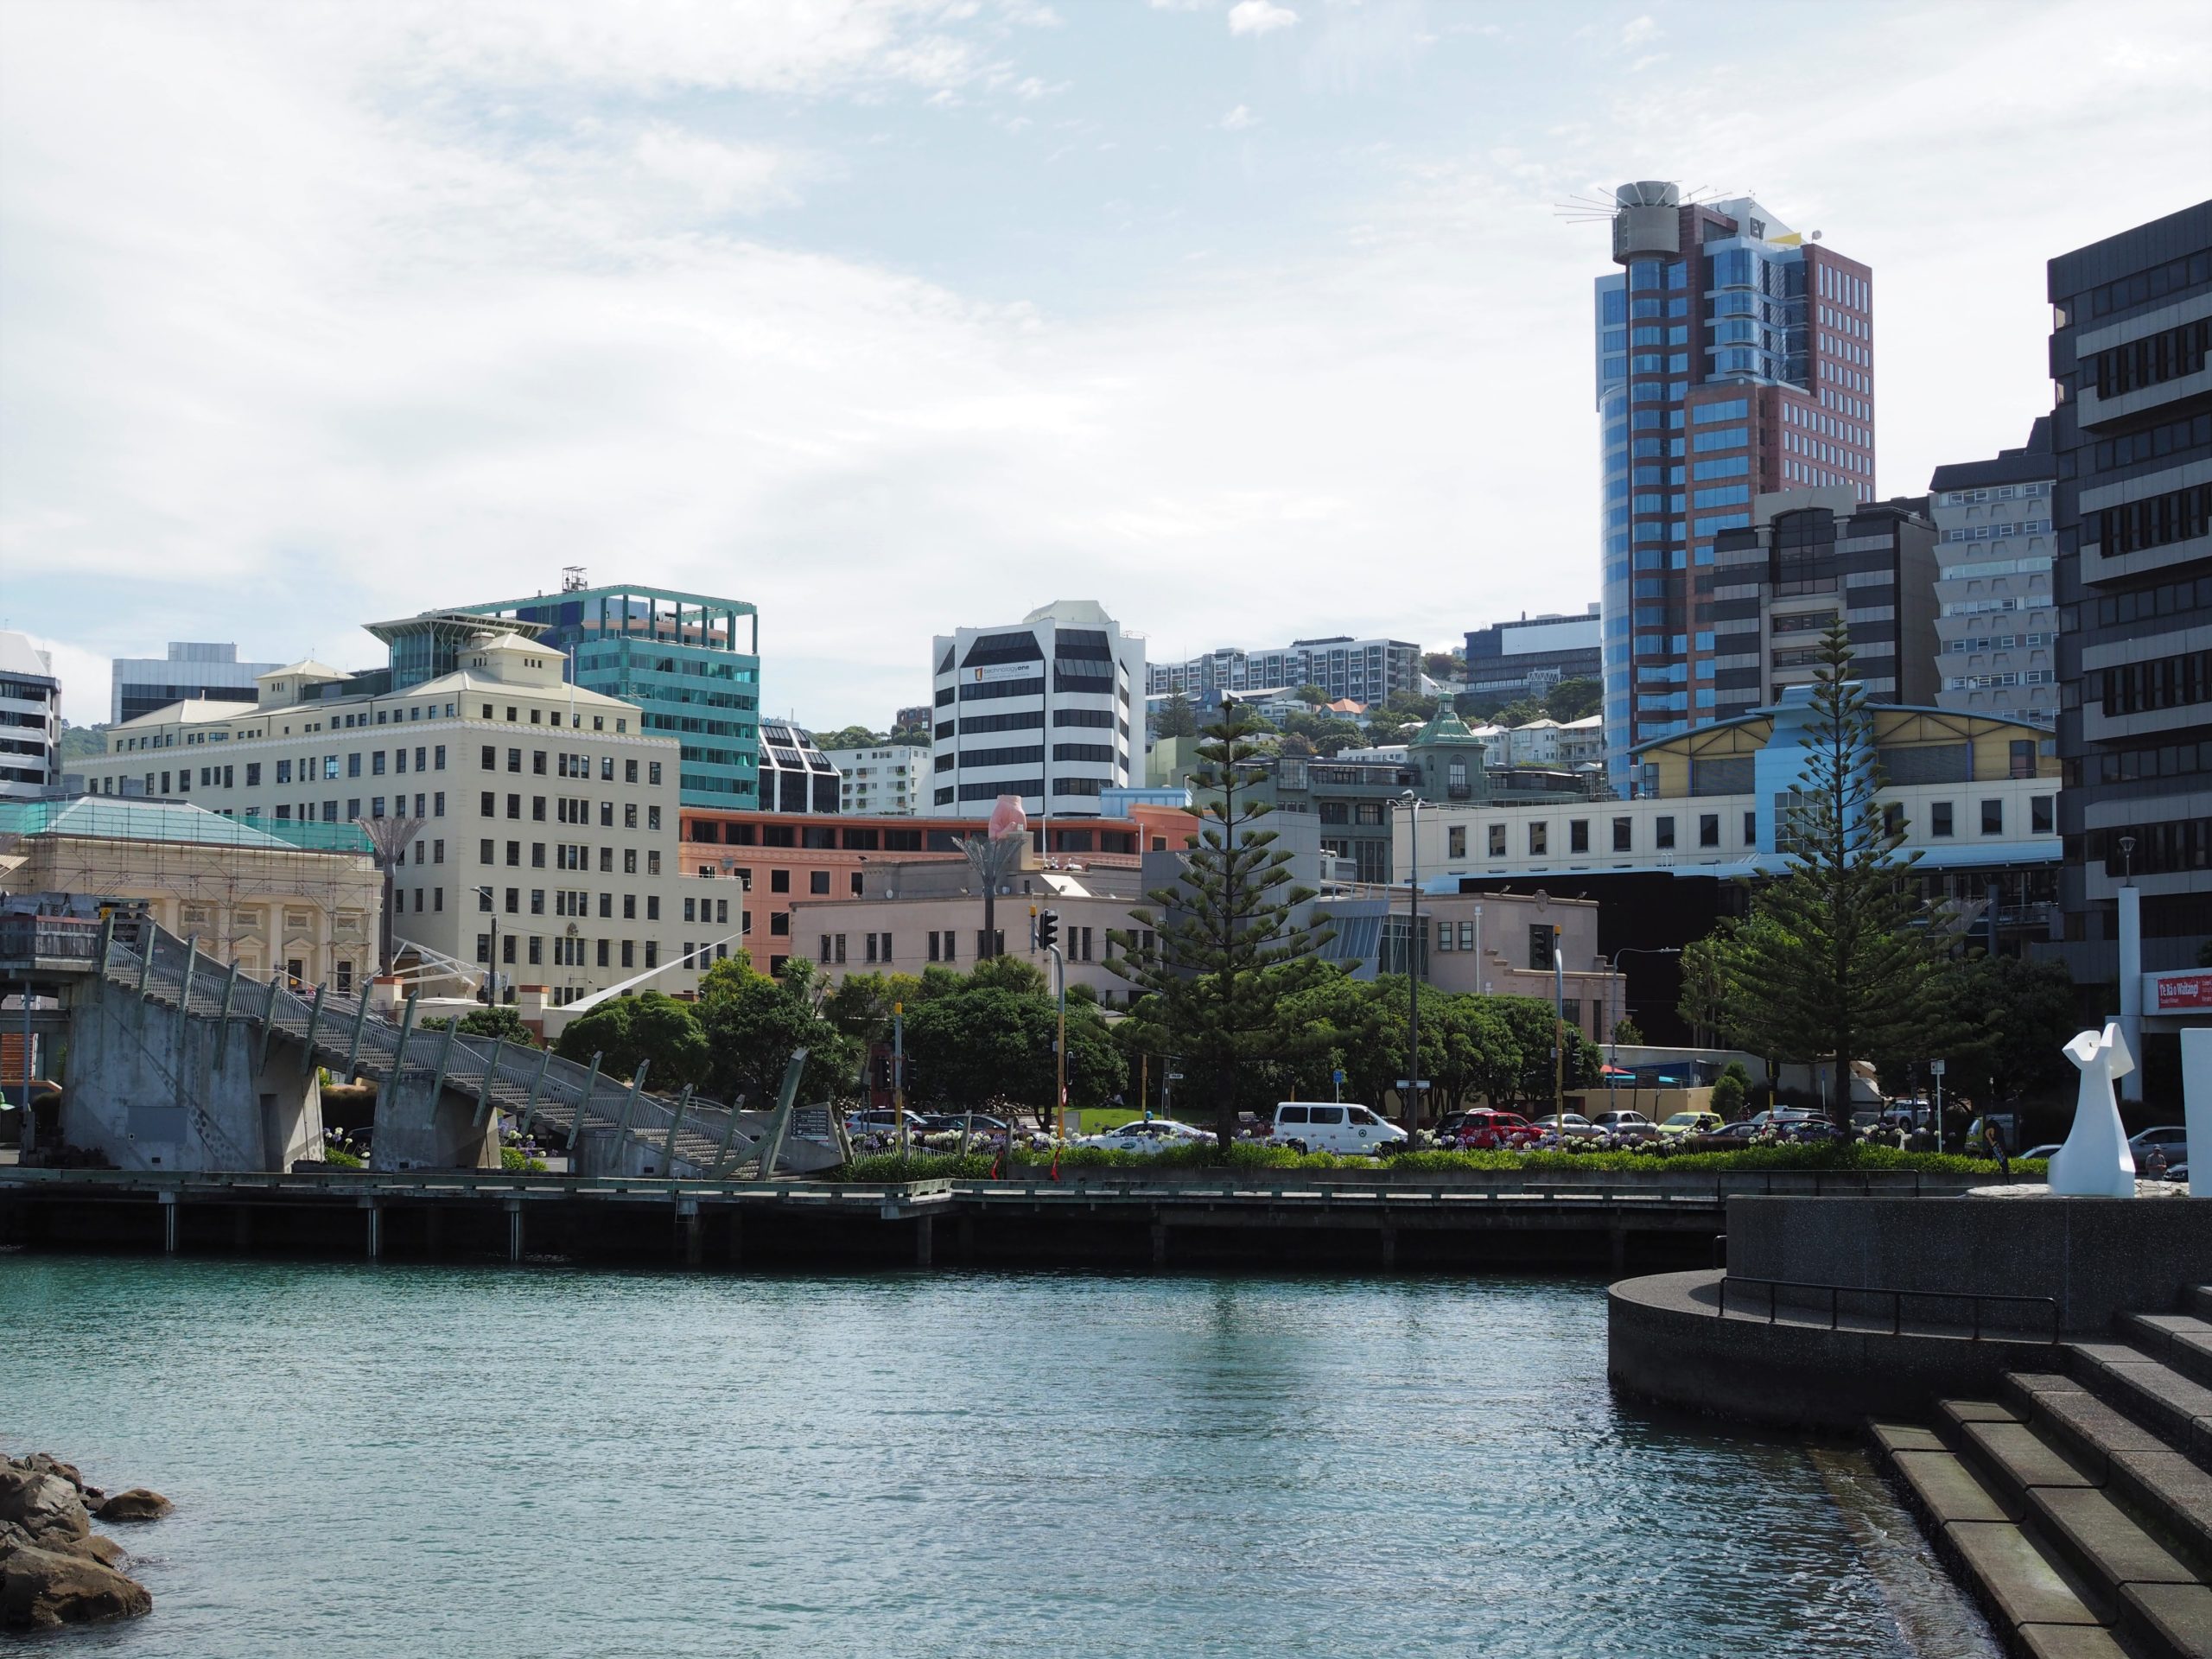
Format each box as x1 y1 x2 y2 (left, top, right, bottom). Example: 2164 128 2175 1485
7 912 841 1179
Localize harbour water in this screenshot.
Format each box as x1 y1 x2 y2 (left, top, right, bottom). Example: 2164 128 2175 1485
1 1255 1994 1657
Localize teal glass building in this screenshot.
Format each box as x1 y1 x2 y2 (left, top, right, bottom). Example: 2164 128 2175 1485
378 586 761 810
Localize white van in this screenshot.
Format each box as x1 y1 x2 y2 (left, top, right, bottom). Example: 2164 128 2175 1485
1269 1103 1407 1156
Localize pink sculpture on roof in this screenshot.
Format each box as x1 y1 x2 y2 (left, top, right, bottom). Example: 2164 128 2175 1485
987 796 1029 842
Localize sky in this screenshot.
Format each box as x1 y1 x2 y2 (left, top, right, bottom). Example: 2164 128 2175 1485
2 0 2207 731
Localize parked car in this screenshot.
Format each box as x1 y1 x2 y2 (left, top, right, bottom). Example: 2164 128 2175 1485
1656 1111 1725 1140
1709 1121 1761 1142
1448 1109 1540 1148
2128 1126 2190 1163
1268 1103 1407 1156
2019 1143 2062 1162
1079 1118 1211 1154
1587 1109 1660 1143
1524 1112 1605 1141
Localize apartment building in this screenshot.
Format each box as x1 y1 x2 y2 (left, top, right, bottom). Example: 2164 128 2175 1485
823 743 927 816
1147 635 1420 705
0 632 60 802
1463 608 1602 701
1928 420 2058 730
72 627 736 1008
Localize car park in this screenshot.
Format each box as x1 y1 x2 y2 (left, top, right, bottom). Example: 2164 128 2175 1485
1268 1103 1407 1155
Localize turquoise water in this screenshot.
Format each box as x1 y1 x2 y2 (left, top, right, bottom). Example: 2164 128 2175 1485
1 1257 1983 1657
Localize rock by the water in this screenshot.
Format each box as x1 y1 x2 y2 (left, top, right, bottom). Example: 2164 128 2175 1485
0 1467 90 1542
0 1540 153 1630
11 1454 84 1492
95 1489 173 1522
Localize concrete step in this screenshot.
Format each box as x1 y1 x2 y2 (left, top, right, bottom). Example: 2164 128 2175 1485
2008 1374 2212 1580
2189 1289 2212 1325
1940 1397 2212 1657
2071 1342 2212 1473
2122 1314 2212 1394
1872 1416 2120 1656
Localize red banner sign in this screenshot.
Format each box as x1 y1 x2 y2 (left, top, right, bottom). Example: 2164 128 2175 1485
2150 971 2212 1012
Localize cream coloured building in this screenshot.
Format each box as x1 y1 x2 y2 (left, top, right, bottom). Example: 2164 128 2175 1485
70 626 743 1010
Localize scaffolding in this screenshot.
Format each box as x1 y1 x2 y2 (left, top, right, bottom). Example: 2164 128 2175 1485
0 798 383 991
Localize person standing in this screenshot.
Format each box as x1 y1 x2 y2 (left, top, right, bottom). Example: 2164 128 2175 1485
1982 1120 2011 1183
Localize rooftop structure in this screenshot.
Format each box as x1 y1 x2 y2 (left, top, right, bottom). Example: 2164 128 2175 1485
111 642 284 726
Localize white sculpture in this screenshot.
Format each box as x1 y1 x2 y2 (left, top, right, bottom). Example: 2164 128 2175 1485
2183 1028 2209 1201
2050 1022 2137 1198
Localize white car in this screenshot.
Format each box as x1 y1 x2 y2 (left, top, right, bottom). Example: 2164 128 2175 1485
1079 1117 1211 1154
1587 1109 1659 1143
1525 1111 1605 1141
1268 1103 1407 1156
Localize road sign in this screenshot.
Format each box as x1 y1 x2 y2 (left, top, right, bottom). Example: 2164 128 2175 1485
1929 1059 1947 1076
1394 1080 1433 1091
1332 1069 1345 1085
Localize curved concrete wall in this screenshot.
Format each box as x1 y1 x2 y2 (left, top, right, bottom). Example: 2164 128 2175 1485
1726 1195 2212 1334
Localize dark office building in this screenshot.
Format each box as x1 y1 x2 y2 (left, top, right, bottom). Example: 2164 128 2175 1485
2049 200 2212 977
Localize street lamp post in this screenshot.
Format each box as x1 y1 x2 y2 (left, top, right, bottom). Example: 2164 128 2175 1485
1398 790 1423 1140
473 886 499 1006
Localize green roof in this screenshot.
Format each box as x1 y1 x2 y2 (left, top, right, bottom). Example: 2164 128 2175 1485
0 798 372 855
1409 707 1481 748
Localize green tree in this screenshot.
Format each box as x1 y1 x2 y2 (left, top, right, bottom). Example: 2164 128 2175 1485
1280 711 1364 756
1611 1015 1644 1046
1936 953 2079 1109
1545 677 1603 723
423 1005 537 1046
696 957 856 1105
1107 703 1332 1144
1676 929 1738 1049
901 979 1125 1122
1492 696 1544 728
552 992 709 1090
1154 690 1200 740
1482 995 1601 1107
813 724 885 752
1421 652 1462 682
1717 621 1954 1125
1709 1064 1748 1119
1294 683 1329 706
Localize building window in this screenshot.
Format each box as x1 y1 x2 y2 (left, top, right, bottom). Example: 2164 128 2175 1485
1655 817 1675 850
1699 813 1719 849
1446 826 1466 860
1612 817 1631 852
771 869 791 893
1488 823 1506 857
1529 822 1547 855
1529 925 1555 971
810 871 830 895
1932 802 1955 837
2031 795 2054 836
1569 819 1589 854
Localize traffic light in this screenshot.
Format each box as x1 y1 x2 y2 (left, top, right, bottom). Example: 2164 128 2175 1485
1037 909 1060 951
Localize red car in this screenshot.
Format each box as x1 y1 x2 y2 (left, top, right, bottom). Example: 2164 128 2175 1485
1450 1110 1538 1149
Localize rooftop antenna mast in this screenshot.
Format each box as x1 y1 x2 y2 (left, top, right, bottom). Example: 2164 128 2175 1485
562 566 588 593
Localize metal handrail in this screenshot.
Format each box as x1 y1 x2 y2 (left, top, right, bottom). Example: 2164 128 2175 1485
1716 1274 2059 1344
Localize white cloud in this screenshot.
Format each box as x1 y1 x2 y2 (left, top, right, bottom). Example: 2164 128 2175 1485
1618 16 1660 49
630 127 816 214
1227 2 1298 38
1219 104 1259 130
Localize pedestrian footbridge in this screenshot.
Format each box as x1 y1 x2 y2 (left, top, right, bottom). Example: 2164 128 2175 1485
1 913 840 1179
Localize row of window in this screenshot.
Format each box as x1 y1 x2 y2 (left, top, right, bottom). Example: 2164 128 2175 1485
1948 634 2051 652
2094 647 2212 716
1947 671 2056 690
1939 481 2049 506
475 791 659 830
2086 316 2209 398
2093 480 2210 557
475 837 663 875
477 933 664 970
2092 570 2212 628
2074 249 2210 322
2082 818 2212 877
1441 793 2055 861
2089 737 2212 787
2093 410 2211 474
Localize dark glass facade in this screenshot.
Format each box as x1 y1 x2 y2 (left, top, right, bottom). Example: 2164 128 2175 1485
2049 200 2212 976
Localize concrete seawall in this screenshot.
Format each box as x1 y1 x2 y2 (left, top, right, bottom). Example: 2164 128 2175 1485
1608 1195 2212 1429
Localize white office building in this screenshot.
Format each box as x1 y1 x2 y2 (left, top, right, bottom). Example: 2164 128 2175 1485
824 743 927 816
930 601 1143 817
0 632 62 802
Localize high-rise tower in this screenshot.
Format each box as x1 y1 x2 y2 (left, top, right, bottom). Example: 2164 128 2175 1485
1595 182 1877 787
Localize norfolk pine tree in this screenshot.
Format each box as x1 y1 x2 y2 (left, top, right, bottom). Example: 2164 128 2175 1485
1105 702 1331 1147
1720 621 1953 1125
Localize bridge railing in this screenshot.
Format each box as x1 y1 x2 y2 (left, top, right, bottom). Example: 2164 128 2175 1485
96 920 767 1173
0 913 105 965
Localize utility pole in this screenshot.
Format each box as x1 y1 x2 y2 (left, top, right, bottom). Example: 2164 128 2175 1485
1037 909 1065 1142
893 1000 906 1154
1552 924 1566 1133
1400 791 1422 1139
